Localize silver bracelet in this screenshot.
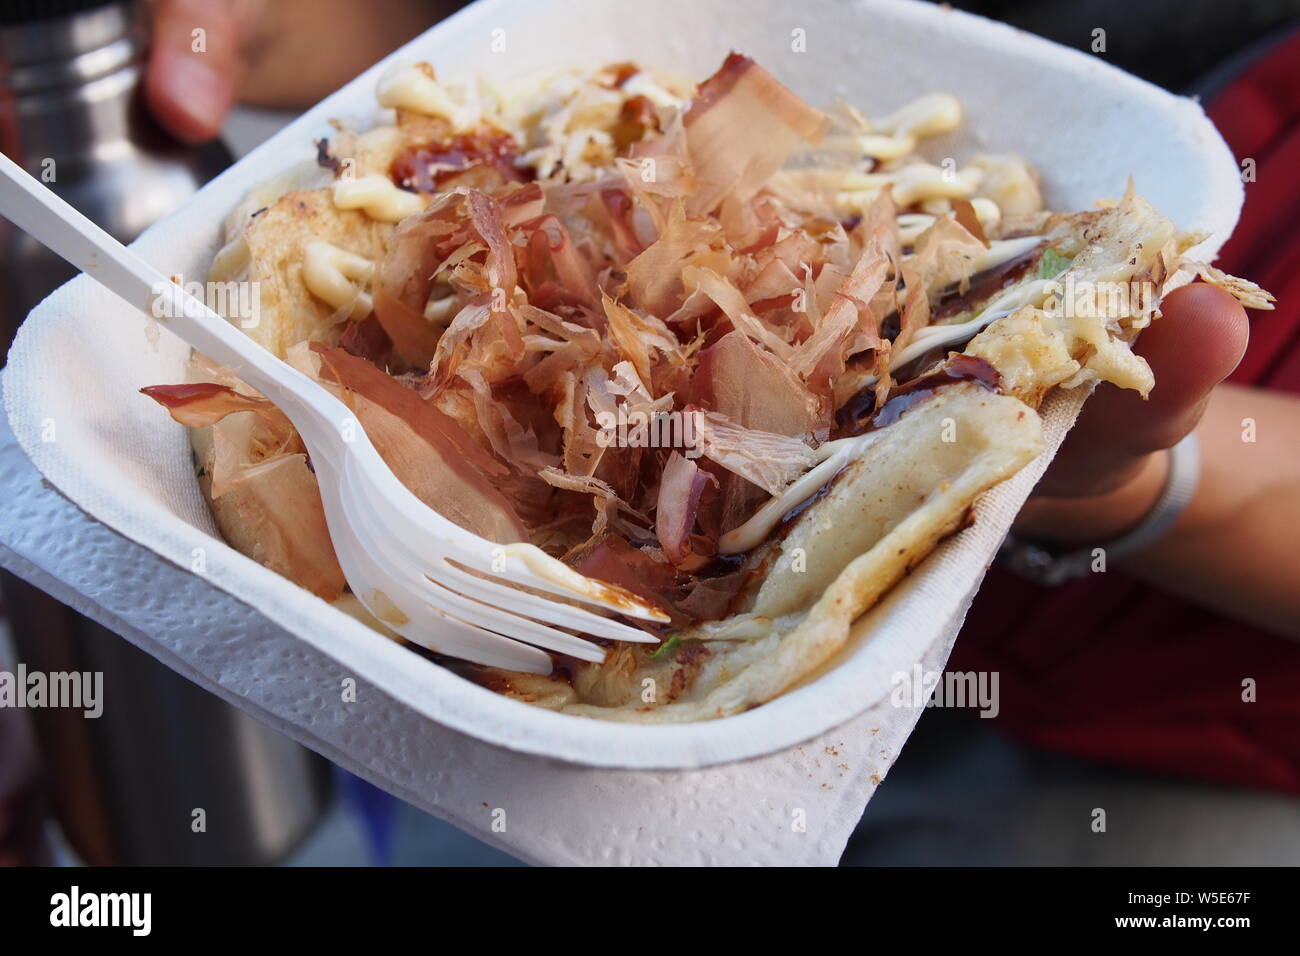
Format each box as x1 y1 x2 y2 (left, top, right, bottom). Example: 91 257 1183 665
998 432 1201 586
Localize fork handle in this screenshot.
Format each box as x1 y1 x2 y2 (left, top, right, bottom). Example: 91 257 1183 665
0 151 343 430
0 152 668 627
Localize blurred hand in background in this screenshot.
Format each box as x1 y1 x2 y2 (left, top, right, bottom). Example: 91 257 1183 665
144 0 450 143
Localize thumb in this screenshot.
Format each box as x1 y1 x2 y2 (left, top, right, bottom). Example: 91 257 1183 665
144 0 245 144
1036 282 1249 497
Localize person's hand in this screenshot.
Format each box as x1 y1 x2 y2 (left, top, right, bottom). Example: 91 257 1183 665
1015 283 1250 544
143 0 447 145
143 0 266 144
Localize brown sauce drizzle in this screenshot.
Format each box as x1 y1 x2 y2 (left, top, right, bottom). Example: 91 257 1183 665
610 95 659 149
601 62 641 88
835 354 1002 438
390 131 531 192
780 476 835 529
930 245 1043 322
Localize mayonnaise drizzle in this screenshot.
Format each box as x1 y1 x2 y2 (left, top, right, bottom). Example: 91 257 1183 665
376 62 479 131
897 199 1001 244
331 174 426 222
964 235 1043 276
302 240 374 317
888 275 1052 377
717 431 883 554
820 93 963 162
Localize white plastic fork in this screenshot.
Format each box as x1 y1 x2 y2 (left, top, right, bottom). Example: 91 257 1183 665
0 151 667 674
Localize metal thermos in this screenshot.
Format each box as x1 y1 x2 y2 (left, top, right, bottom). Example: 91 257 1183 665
0 0 332 865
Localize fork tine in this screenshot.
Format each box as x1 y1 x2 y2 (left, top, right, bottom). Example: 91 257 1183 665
418 575 609 661
432 561 661 644
345 455 669 622
342 480 662 642
318 471 556 672
347 500 661 643
387 580 605 660
339 458 671 626
331 474 618 660
389 601 556 673
343 565 557 673
491 544 672 624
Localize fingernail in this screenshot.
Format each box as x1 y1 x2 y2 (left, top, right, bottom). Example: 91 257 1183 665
163 54 232 137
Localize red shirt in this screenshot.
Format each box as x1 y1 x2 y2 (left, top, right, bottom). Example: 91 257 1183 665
948 30 1300 794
